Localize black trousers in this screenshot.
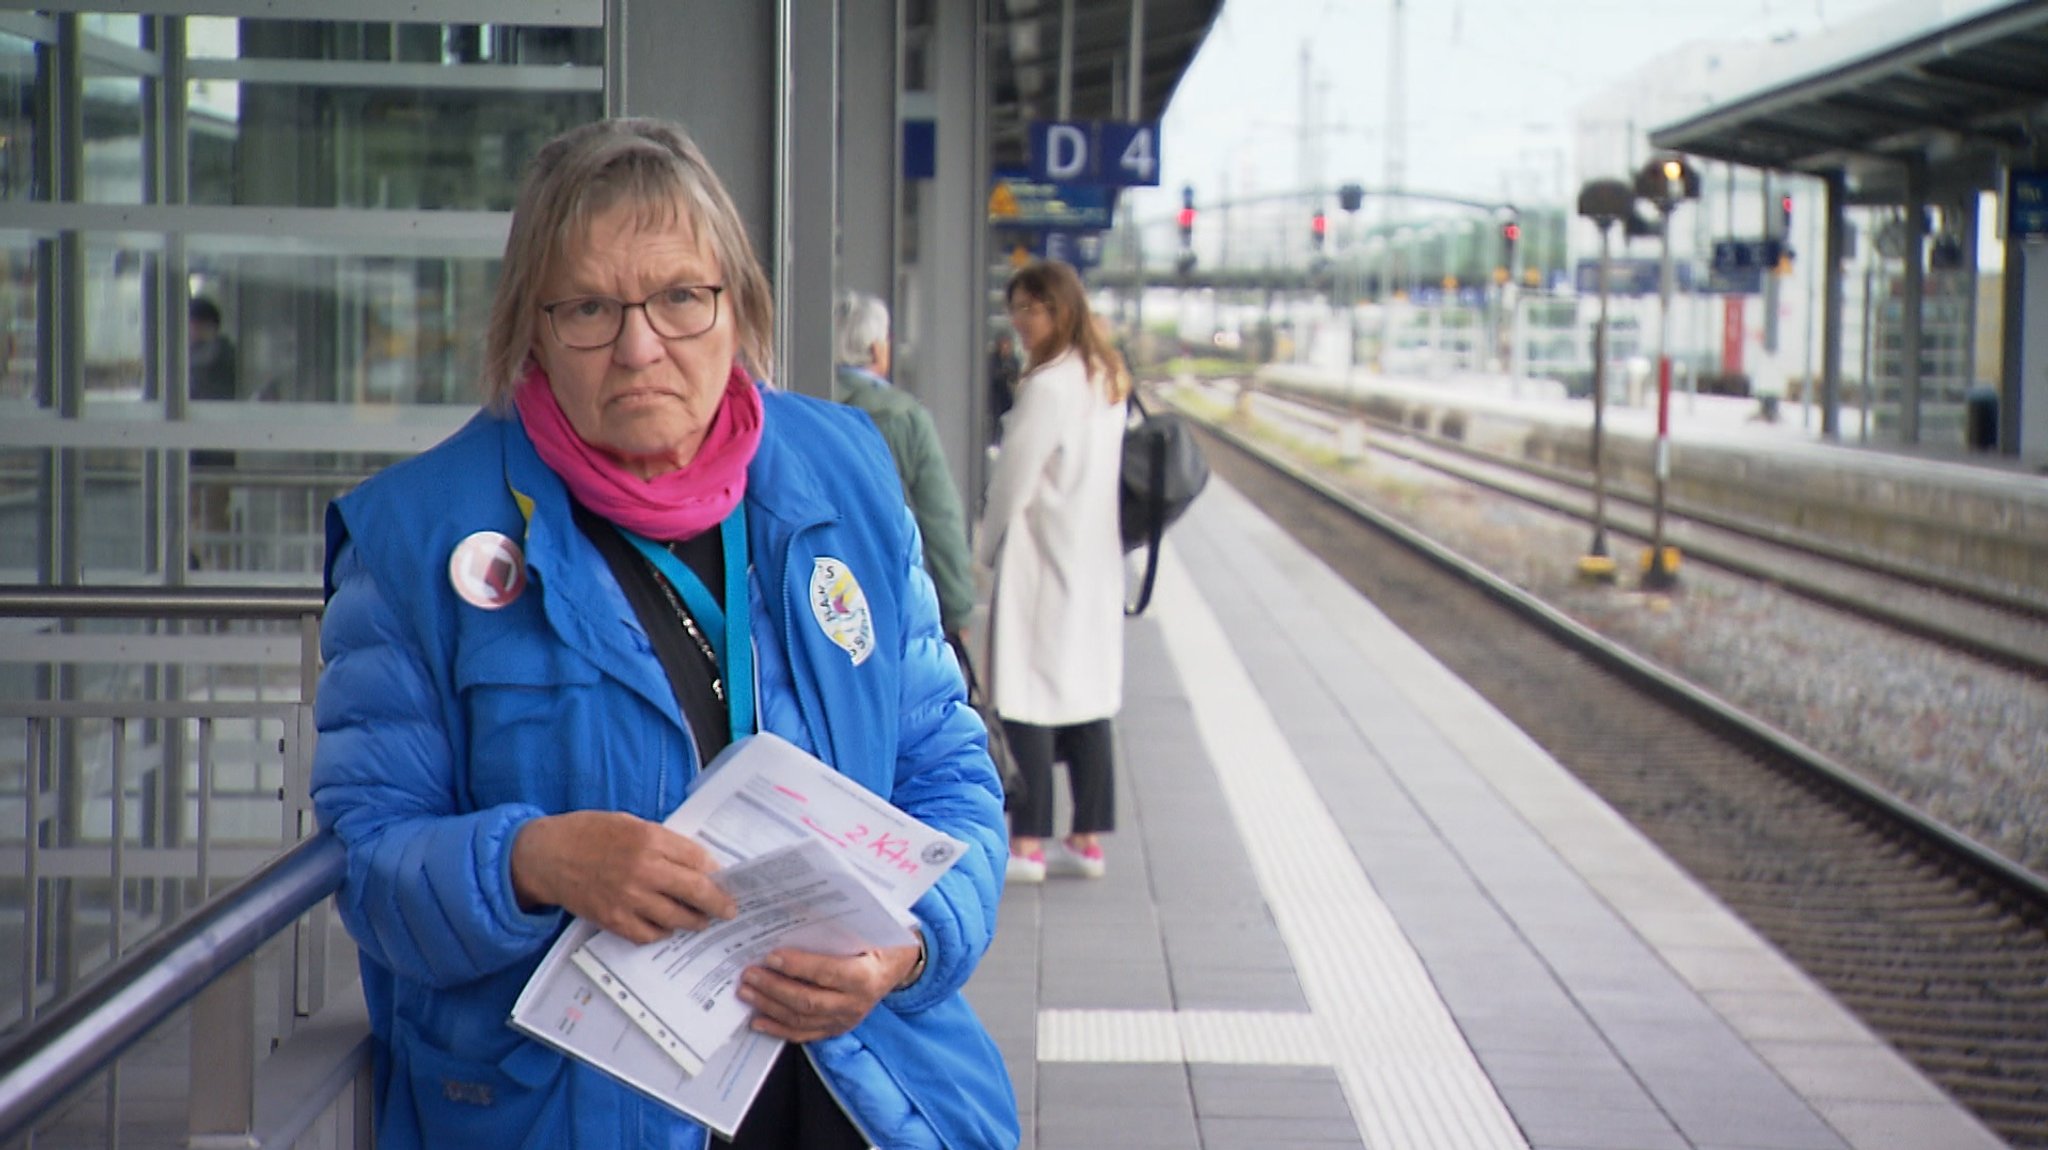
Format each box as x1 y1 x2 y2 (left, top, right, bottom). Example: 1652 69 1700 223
715 1044 866 1149
1002 717 1116 839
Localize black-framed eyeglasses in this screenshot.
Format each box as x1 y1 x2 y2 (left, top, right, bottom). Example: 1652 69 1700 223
539 284 726 350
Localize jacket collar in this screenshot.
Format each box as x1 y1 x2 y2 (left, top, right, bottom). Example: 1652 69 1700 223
497 412 682 728
742 390 839 535
832 365 889 398
494 393 846 746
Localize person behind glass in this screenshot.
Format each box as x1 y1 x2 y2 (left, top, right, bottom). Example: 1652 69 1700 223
309 117 1016 1150
975 260 1129 883
188 296 238 405
829 290 975 651
188 297 239 559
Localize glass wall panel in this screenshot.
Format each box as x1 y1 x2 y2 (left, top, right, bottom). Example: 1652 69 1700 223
208 20 601 66
82 66 147 206
0 32 36 202
185 20 601 210
190 247 500 406
194 83 598 210
79 15 142 48
0 238 37 401
0 446 38 578
82 235 147 397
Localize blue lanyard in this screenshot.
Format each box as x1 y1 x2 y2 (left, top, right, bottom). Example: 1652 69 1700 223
618 506 756 741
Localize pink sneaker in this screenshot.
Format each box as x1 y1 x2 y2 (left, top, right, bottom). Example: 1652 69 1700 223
1005 847 1045 884
1049 839 1105 879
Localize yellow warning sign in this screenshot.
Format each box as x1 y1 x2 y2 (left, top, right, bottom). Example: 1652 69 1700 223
988 184 1019 219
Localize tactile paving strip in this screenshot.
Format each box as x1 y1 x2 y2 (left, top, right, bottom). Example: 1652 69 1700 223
1144 547 1531 1150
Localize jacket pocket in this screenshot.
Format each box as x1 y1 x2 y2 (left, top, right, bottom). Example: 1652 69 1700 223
453 627 608 810
395 1019 570 1150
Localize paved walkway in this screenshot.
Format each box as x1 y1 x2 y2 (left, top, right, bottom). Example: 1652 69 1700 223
966 471 2004 1150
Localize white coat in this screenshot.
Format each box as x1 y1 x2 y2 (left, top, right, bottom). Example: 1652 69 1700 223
976 347 1127 725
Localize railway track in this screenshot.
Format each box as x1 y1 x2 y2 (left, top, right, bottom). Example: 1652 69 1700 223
1177 407 2048 1146
1219 377 2048 679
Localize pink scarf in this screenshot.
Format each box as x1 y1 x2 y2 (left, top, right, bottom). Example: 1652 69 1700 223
513 361 763 539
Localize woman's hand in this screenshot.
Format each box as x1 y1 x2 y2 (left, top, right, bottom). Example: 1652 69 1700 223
737 938 923 1043
510 810 738 943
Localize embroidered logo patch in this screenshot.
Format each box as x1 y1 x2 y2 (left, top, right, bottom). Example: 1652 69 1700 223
809 557 874 665
448 531 526 610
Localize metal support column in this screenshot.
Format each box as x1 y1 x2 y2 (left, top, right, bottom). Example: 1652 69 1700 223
48 13 87 999
1057 0 1074 120
1821 170 1846 440
2002 165 2035 457
915 0 983 501
1959 191 1981 417
1902 158 1928 444
1125 0 1146 363
838 0 896 307
777 0 838 396
606 0 778 336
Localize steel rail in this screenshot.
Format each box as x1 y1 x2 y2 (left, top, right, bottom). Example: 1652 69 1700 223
1260 377 2048 619
0 833 347 1143
1186 405 2048 915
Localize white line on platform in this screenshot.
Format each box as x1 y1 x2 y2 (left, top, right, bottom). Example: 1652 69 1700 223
1148 544 1531 1150
1036 1009 1330 1065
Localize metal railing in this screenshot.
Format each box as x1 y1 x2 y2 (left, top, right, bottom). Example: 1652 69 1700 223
0 586 369 1149
0 834 361 1148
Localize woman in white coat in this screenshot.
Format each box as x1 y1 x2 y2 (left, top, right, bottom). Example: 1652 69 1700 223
976 260 1130 883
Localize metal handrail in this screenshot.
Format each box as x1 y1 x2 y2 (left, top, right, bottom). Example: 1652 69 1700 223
0 832 346 1142
0 585 325 620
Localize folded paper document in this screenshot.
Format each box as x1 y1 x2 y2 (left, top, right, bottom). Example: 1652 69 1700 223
571 838 913 1076
508 732 966 1137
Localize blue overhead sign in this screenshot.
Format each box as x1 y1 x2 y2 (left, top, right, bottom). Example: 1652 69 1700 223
2011 170 2048 240
1711 238 1787 271
1701 265 1764 295
988 172 1115 231
1574 258 1696 297
1028 120 1162 186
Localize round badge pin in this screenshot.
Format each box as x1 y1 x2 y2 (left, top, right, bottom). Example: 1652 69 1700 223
448 531 527 610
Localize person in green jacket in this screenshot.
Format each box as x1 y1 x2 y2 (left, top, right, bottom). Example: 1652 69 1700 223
831 291 975 645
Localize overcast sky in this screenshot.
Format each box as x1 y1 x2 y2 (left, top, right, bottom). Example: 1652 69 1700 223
1150 0 1906 217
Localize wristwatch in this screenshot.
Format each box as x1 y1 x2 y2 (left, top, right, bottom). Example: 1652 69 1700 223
896 931 928 990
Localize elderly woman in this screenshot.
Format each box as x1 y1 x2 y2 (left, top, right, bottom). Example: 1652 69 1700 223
976 260 1130 884
311 118 1015 1150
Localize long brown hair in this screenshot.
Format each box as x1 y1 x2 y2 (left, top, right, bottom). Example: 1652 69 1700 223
1005 260 1130 404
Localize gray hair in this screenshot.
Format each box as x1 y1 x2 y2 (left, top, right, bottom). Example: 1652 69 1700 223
832 291 890 368
482 117 776 409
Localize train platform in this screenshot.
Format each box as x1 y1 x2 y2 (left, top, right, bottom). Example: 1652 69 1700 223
1249 364 2048 598
963 470 2006 1150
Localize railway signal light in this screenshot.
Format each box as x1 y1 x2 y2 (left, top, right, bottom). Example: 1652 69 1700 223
1779 193 1793 234
1178 184 1196 247
1311 210 1327 252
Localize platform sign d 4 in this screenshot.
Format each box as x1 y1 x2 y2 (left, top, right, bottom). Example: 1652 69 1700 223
2010 170 2048 241
1029 120 1162 187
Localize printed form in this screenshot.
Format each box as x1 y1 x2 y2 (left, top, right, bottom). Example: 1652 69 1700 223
509 732 968 1137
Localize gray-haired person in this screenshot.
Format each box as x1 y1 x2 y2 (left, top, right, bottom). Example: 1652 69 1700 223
830 290 976 647
309 117 1014 1150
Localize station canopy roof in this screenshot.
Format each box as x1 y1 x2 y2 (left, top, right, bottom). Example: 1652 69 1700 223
1650 0 2048 200
987 0 1225 170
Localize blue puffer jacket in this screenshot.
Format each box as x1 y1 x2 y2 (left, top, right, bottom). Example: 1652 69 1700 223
310 388 1017 1150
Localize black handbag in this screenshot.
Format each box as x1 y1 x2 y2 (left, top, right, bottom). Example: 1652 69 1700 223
950 637 1023 810
1119 390 1210 615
